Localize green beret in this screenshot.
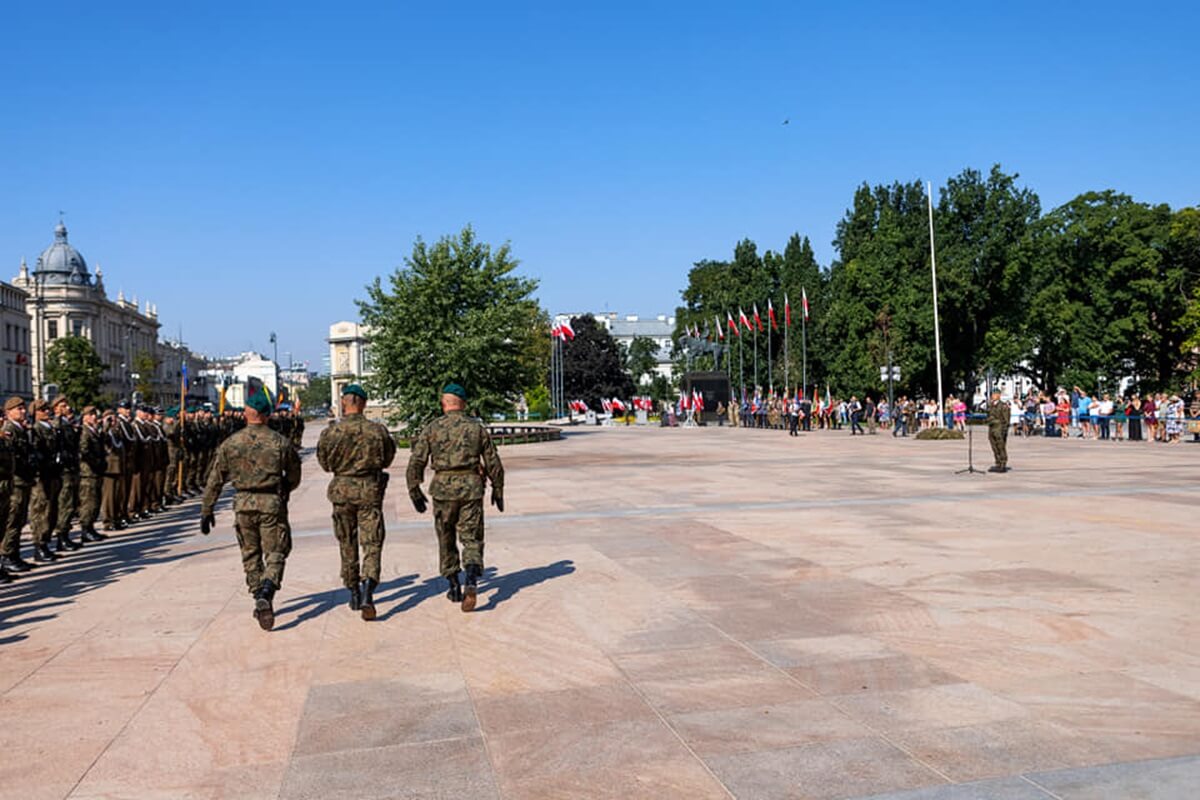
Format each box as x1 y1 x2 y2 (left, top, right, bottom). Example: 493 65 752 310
342 383 368 400
246 392 273 415
442 383 467 400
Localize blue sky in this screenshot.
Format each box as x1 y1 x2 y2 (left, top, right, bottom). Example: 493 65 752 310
1 2 1196 369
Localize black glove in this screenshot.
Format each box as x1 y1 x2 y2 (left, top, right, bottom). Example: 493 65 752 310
200 512 215 535
491 489 504 512
410 489 428 514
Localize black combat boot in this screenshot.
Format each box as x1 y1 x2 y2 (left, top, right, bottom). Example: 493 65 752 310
56 532 81 552
445 573 463 603
0 566 11 584
254 579 276 631
360 578 377 621
462 565 481 613
2 554 31 573
82 527 106 543
347 582 362 612
34 543 58 562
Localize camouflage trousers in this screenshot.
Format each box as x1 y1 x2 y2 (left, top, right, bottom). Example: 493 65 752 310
234 508 292 595
101 474 125 526
989 430 1008 468
432 498 485 578
55 470 79 535
331 502 385 588
30 476 62 544
0 480 14 557
79 475 102 530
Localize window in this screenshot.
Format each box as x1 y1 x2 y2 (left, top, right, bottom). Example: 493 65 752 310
72 320 84 337
47 320 58 340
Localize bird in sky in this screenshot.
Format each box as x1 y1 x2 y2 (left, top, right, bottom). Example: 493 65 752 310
782 118 790 125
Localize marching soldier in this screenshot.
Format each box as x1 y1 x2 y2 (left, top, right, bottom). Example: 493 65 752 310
200 391 301 631
406 383 504 612
316 384 396 620
0 398 32 579
29 399 67 556
164 407 183 504
52 396 82 549
101 410 127 531
77 405 107 542
987 390 1010 473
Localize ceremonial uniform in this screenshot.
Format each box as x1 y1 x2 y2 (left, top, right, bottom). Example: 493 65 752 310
987 396 1009 472
29 400 65 554
317 386 396 618
407 383 504 611
101 412 127 529
201 392 301 630
53 403 81 545
78 410 106 538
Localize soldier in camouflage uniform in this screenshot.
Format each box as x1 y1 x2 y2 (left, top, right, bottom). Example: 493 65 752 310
77 405 107 541
163 407 183 504
52 396 83 549
101 410 127 530
29 399 67 557
406 383 504 612
317 384 396 619
0 398 23 581
201 391 301 631
987 390 1010 473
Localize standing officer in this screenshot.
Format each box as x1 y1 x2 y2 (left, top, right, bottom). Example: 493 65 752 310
987 390 1010 473
406 384 504 612
100 410 126 531
29 399 68 556
0 399 17 581
77 405 107 542
317 384 396 620
52 396 82 549
1 397 37 570
200 391 301 631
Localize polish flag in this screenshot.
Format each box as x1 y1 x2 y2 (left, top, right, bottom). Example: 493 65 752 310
727 311 739 336
715 315 724 340
768 299 778 331
784 293 791 327
753 303 763 332
739 307 752 332
802 288 810 321
560 319 575 340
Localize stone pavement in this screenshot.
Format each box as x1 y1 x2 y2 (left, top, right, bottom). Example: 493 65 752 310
0 422 1197 799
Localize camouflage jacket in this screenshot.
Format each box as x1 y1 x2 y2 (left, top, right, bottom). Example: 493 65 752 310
317 414 396 505
3 420 35 485
202 424 301 515
406 411 503 501
987 400 1008 432
32 420 62 480
0 421 14 482
79 423 107 478
54 415 81 473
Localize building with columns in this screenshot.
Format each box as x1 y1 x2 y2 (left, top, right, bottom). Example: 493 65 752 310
328 320 388 419
13 221 178 402
0 280 33 399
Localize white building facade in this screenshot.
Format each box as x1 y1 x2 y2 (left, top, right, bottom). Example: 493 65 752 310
554 311 676 383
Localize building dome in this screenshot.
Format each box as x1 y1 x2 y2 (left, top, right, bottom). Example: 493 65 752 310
34 221 92 285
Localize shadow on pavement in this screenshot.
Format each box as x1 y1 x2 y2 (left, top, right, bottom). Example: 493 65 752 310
0 497 231 646
474 559 575 612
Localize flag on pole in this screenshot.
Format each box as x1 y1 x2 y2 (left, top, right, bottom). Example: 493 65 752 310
753 302 763 331
715 315 724 340
560 319 575 340
768 298 778 331
802 287 810 321
785 293 791 327
728 311 739 336
739 307 752 332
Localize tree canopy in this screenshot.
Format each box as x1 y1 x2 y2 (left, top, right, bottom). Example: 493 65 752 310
44 336 105 407
560 315 634 409
358 226 543 431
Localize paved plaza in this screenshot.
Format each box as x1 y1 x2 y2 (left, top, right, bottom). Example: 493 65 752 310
0 422 1197 799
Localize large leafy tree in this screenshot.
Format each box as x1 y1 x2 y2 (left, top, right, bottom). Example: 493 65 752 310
45 336 105 407
359 226 543 431
624 336 660 386
561 315 634 409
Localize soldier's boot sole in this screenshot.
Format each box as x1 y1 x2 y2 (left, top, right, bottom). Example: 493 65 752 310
461 585 477 613
360 603 376 621
254 599 275 631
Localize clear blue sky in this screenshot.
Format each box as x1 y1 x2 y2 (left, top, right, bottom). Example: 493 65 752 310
2 2 1196 370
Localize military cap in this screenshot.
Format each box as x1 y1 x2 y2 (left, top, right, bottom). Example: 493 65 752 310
31 398 50 412
52 395 70 408
246 392 273 415
342 383 368 400
117 399 131 409
101 409 116 419
442 383 467 400
81 405 97 417
3 396 26 411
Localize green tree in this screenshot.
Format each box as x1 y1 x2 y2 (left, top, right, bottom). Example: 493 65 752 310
132 350 159 402
358 225 543 431
299 374 332 412
561 315 634 409
625 336 660 385
44 336 105 407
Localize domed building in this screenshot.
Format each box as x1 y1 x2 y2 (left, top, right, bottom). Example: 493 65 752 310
12 221 204 402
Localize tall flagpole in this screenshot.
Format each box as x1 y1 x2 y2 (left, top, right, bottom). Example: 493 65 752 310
802 302 808 400
739 331 744 398
753 324 759 393
784 298 789 394
927 181 945 427
768 318 773 393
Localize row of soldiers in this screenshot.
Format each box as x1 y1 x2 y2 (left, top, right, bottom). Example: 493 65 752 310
0 396 306 583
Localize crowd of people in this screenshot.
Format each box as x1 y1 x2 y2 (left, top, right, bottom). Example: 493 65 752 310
0 396 306 584
708 386 1200 444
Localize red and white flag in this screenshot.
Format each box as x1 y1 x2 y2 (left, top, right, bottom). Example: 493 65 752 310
739 307 752 332
753 303 763 332
715 315 724 340
560 319 575 340
612 398 625 412
692 388 704 412
768 298 778 331
802 288 810 321
551 325 562 339
728 311 739 336
785 292 791 327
